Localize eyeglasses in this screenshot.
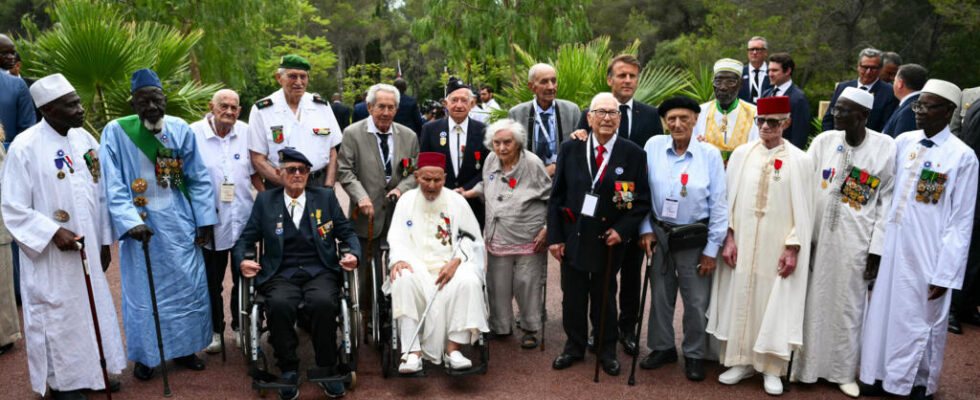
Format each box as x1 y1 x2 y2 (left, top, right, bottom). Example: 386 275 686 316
830 106 856 117
858 64 881 71
755 117 787 128
911 101 948 113
591 109 621 119
713 78 739 88
216 104 240 111
748 47 767 52
284 166 310 175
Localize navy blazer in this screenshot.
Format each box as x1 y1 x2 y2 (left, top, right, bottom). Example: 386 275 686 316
394 94 424 135
231 187 361 286
331 101 351 132
419 117 488 190
351 102 369 125
738 64 772 104
575 100 664 148
881 94 919 137
821 79 899 132
546 136 651 273
763 84 811 149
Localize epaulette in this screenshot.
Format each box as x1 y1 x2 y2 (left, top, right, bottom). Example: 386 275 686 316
255 98 273 109
312 93 329 105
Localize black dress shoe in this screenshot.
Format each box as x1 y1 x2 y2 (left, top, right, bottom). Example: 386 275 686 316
639 348 678 370
684 357 705 381
552 353 583 370
858 381 885 396
948 313 963 334
619 330 638 356
601 358 621 376
0 343 12 356
175 354 206 371
108 379 121 393
960 308 980 326
51 390 87 400
486 330 512 340
133 362 154 381
909 385 933 400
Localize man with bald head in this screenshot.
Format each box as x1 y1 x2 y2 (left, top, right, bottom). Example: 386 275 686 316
190 89 260 352
508 63 580 177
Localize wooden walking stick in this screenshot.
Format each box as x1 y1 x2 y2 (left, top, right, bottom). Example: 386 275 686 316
76 237 112 400
628 254 655 386
142 240 172 397
593 243 616 383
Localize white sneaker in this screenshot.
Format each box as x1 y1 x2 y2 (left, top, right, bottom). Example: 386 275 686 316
763 373 783 396
205 333 222 354
442 351 472 370
839 382 860 398
718 365 755 385
398 353 423 374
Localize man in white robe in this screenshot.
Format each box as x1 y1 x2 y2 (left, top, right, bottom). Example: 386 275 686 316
861 80 979 400
1 74 125 399
792 88 895 397
706 95 814 396
385 152 488 373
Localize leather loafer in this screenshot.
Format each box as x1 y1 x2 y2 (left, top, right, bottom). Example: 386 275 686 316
619 330 638 356
175 354 206 371
107 379 121 393
640 348 678 370
601 358 621 376
133 362 154 381
552 353 583 370
962 308 980 326
684 357 705 381
948 313 963 334
910 385 932 400
52 389 87 400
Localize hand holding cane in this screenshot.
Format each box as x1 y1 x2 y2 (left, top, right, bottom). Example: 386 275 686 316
76 237 112 400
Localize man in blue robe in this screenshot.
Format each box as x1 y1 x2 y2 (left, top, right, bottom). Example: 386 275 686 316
100 69 217 380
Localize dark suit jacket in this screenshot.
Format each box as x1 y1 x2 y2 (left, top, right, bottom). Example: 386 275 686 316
881 94 919 137
394 94 424 135
419 117 488 190
961 100 980 153
821 79 899 132
352 102 368 124
575 100 664 148
546 137 651 273
232 187 361 286
738 64 771 104
763 84 811 149
331 101 351 132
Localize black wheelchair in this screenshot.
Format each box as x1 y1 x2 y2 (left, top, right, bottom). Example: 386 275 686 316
239 242 360 396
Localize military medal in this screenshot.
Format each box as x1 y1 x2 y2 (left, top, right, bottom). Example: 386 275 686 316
83 150 101 183
505 177 517 199
275 221 283 235
53 209 70 222
773 159 783 181
821 168 835 189
316 209 322 225
312 127 331 136
680 173 689 197
271 125 284 143
57 171 66 179
401 158 415 177
132 178 148 193
475 151 482 170
439 131 447 147
436 213 451 245
613 181 635 209
134 196 148 207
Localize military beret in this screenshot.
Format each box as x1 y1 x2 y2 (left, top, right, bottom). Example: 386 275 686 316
280 54 311 71
657 96 701 116
278 147 312 166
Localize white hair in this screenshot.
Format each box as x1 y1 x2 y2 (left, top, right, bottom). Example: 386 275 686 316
446 87 476 101
527 63 555 83
747 36 768 49
589 92 617 110
211 88 239 104
483 118 528 149
366 83 401 107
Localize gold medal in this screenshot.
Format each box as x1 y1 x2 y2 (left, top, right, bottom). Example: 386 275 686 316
53 209 70 222
916 194 924 202
854 203 861 211
139 212 148 220
132 178 148 193
134 195 148 207
822 180 828 189
57 171 66 179
680 187 688 197
841 196 848 204
909 151 916 160
627 202 633 209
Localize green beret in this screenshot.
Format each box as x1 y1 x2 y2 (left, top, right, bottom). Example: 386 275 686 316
279 54 311 71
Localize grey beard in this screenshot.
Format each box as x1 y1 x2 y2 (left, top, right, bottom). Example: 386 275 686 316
143 118 165 133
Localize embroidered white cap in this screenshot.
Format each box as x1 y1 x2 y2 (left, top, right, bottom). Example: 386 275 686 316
29 73 76 107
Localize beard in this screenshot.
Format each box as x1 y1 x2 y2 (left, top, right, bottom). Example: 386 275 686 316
143 117 165 133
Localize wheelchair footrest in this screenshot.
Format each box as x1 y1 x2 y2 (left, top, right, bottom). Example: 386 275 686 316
396 370 428 378
250 369 298 391
444 362 488 376
306 367 352 385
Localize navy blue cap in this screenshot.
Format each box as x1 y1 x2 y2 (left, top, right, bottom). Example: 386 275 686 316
278 147 312 166
131 69 162 93
445 76 471 97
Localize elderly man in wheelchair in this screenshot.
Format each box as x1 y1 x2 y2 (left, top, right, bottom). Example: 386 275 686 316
233 148 361 399
382 152 490 375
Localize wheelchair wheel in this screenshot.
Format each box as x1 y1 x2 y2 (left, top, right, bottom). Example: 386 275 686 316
347 371 357 389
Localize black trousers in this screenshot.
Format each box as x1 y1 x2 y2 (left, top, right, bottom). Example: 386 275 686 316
617 243 645 332
203 248 240 332
261 269 341 372
953 223 980 316
561 261 619 361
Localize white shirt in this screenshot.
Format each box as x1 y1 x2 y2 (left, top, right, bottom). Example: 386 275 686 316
771 79 793 97
857 78 879 91
247 89 343 171
190 115 255 250
588 133 617 186
367 116 395 182
284 190 307 228
448 117 469 176
899 90 922 107
748 63 768 102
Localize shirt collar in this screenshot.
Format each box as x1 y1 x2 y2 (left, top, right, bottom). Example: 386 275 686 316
752 63 768 73
284 190 307 208
202 113 239 140
367 116 392 135
272 89 312 112
664 137 697 158
533 97 555 114
448 117 469 134
775 79 793 95
922 126 952 146
899 91 921 107
618 98 634 110
858 79 879 90
591 133 617 153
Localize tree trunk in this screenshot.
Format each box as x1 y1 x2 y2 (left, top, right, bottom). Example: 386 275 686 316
336 49 345 94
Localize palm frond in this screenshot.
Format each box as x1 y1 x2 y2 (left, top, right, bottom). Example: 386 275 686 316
679 63 715 103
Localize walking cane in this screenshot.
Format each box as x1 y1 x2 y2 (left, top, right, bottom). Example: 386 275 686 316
210 232 226 363
540 262 547 352
142 240 172 397
593 242 616 383
628 253 655 386
784 350 795 392
76 237 112 400
366 213 376 344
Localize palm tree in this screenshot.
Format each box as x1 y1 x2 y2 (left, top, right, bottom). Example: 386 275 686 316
16 0 220 136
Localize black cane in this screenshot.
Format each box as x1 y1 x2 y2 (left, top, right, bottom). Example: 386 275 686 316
210 231 226 363
541 262 547 352
783 350 795 392
142 240 172 397
76 237 112 400
593 244 616 383
628 254 654 386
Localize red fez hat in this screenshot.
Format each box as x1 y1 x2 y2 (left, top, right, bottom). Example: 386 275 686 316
417 152 446 170
757 96 791 115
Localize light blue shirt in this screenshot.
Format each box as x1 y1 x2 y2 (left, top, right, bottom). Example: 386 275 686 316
533 98 558 164
640 135 729 257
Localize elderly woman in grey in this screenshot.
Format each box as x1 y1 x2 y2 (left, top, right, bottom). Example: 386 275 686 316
462 118 551 349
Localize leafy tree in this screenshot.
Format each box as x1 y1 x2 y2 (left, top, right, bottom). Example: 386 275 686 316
341 63 396 104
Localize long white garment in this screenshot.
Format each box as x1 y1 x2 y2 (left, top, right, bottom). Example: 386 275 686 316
860 128 979 396
0 120 125 395
793 129 895 384
705 140 814 376
384 187 488 363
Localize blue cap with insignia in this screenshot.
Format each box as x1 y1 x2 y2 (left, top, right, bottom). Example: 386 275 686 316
278 147 312 166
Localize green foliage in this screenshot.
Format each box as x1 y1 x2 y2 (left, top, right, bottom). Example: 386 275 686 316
341 63 396 104
255 34 337 91
678 63 715 103
16 0 220 135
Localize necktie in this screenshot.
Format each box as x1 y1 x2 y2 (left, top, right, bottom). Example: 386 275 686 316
772 87 780 96
595 144 606 181
619 104 630 138
752 69 761 99
536 112 553 161
920 138 936 148
376 132 391 177
289 199 298 219
860 86 869 91
454 125 464 172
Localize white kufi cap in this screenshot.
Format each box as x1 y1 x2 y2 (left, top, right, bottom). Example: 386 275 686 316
839 86 874 110
29 73 76 107
921 79 961 107
713 58 743 76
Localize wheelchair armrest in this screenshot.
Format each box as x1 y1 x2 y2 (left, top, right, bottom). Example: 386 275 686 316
379 241 390 252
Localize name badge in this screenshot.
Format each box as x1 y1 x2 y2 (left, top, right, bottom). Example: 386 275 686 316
662 198 679 219
581 193 599 217
220 182 235 202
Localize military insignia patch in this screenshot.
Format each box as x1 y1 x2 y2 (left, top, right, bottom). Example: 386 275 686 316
256 98 273 109
916 168 947 204
271 125 284 143
312 127 331 136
